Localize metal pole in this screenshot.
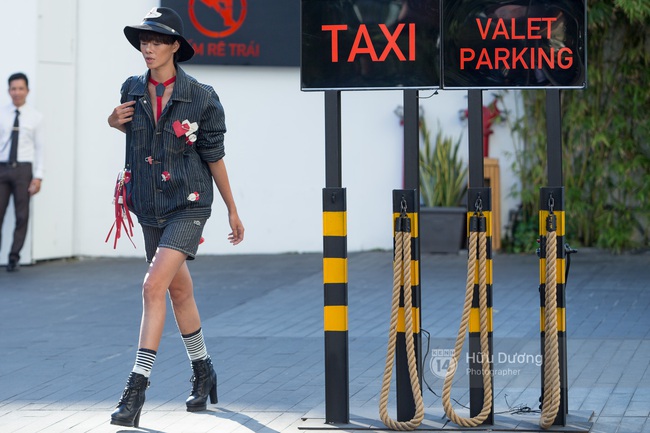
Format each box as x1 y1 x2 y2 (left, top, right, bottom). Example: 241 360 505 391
468 90 484 186
546 89 563 187
323 91 349 424
539 88 568 425
403 90 420 191
467 90 493 425
396 90 422 421
325 91 343 188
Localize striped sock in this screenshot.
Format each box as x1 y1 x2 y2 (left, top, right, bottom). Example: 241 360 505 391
132 348 157 378
181 328 208 361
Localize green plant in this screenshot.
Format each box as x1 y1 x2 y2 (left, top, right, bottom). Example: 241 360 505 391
419 118 468 207
503 2 650 253
502 205 540 254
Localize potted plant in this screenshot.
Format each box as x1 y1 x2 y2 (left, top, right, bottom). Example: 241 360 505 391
418 117 468 253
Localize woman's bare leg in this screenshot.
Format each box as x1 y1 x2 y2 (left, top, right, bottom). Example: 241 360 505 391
138 247 188 350
168 260 202 334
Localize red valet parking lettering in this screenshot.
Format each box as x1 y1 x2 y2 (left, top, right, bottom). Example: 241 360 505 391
460 16 575 71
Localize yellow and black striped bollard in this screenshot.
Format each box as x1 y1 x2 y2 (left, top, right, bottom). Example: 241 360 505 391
538 187 568 426
392 190 422 421
322 187 349 423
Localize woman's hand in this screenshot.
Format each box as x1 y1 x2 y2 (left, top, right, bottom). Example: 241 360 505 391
108 100 136 133
228 212 245 245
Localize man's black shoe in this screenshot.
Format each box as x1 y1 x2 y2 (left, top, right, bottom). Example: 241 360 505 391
6 261 19 272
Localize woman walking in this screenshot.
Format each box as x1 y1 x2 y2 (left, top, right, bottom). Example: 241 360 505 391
107 7 244 428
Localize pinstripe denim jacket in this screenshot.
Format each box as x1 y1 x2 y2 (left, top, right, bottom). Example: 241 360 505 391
120 66 226 226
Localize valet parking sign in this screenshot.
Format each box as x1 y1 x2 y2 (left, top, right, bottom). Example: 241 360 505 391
441 0 586 89
300 0 586 91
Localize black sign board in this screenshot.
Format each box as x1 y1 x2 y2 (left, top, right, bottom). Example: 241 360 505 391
301 0 441 91
162 0 300 66
441 0 587 89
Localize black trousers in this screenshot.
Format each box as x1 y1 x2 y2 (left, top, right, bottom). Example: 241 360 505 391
0 162 33 263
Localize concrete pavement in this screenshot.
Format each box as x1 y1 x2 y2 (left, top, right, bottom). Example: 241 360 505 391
0 249 648 432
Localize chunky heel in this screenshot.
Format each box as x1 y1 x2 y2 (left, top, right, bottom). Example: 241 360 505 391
110 372 149 427
186 357 218 412
133 407 142 428
209 382 218 404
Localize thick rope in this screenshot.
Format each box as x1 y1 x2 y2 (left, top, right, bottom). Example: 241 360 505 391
441 229 493 427
379 230 425 431
540 229 561 429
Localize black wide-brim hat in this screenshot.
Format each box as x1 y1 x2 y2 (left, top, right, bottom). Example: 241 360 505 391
124 7 194 62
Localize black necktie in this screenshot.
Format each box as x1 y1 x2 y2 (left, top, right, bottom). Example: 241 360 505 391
9 109 19 163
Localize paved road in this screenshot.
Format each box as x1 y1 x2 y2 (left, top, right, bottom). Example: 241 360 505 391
0 249 648 432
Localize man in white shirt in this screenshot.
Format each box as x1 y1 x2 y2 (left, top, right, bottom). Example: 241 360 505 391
0 73 45 272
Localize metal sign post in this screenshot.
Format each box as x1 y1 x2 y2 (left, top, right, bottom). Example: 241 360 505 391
322 91 349 424
538 89 569 426
467 90 494 425
395 90 422 421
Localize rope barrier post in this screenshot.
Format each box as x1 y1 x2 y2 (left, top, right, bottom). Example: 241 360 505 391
467 187 494 425
379 190 424 431
441 187 493 428
393 190 422 422
539 187 567 428
538 89 567 428
465 85 494 427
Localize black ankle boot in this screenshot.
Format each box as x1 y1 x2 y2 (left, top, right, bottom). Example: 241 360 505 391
110 372 149 427
186 357 218 412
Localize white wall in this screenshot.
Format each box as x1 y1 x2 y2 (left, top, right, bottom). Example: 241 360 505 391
0 0 39 264
1 0 522 262
32 0 77 261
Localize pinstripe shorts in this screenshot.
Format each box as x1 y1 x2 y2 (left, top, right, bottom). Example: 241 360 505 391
141 218 207 263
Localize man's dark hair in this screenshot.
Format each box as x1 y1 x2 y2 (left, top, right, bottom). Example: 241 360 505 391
139 30 176 46
8 72 28 88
